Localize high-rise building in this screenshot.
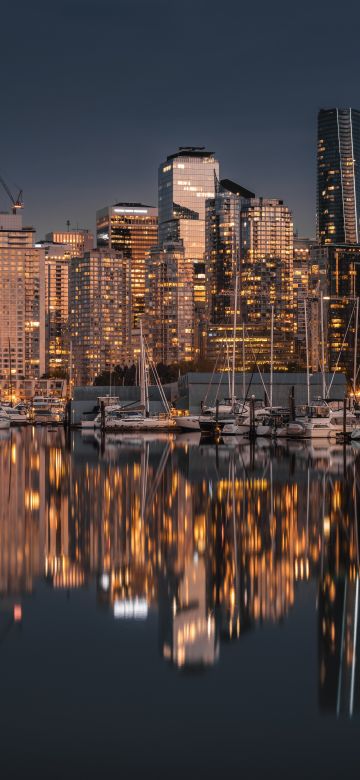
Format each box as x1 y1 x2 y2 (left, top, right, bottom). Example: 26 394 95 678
325 243 360 379
96 203 158 338
45 229 94 254
317 108 360 245
36 242 73 377
158 147 219 359
239 198 295 369
146 241 194 364
39 232 94 378
205 179 254 364
69 249 131 386
0 213 45 390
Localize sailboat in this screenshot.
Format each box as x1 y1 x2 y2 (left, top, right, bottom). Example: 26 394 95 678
104 323 176 432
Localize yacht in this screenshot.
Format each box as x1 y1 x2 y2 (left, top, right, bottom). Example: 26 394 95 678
255 408 290 437
105 408 176 432
174 414 201 432
104 323 176 433
288 402 357 440
0 403 28 425
31 396 64 425
0 409 10 430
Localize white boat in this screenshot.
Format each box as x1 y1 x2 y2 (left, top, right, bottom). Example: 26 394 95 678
298 404 358 439
175 415 200 432
0 409 11 429
255 408 290 437
31 397 63 425
0 404 28 425
105 411 176 432
104 323 175 433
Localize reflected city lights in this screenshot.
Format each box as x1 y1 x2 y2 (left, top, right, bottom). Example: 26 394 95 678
0 428 359 717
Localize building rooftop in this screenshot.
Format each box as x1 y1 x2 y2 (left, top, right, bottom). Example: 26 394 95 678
166 146 215 161
220 179 255 199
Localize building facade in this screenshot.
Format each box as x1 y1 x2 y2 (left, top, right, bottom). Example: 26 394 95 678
0 213 45 390
239 198 295 369
96 203 158 343
69 249 131 386
317 108 360 245
325 244 360 379
158 147 219 359
146 241 194 364
45 229 94 255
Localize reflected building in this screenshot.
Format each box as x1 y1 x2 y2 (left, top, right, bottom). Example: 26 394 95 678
2 426 360 694
0 429 45 596
318 472 360 716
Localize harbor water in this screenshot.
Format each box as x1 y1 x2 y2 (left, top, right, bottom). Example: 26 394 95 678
0 427 359 778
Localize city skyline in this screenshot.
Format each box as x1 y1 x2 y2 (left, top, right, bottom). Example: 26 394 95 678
1 0 360 240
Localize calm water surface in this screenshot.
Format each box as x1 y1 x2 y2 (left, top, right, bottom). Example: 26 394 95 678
0 427 360 778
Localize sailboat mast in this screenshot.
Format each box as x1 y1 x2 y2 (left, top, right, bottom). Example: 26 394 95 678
270 305 274 408
320 292 326 399
226 337 231 399
140 320 146 413
242 321 246 401
354 297 359 399
231 270 239 408
304 299 310 407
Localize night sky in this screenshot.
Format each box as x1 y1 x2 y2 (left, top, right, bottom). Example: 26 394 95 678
1 0 359 240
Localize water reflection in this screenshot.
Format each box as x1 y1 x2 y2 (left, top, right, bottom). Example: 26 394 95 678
0 428 359 716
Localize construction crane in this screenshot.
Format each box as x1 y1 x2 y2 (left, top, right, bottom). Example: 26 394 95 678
0 174 23 214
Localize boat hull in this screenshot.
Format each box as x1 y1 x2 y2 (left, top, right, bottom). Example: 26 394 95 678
175 416 200 432
105 418 176 432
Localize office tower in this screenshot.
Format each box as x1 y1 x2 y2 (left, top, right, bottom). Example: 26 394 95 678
293 237 320 369
0 213 45 393
45 229 94 254
34 241 72 377
38 233 94 378
158 147 219 359
205 179 254 363
317 108 360 245
240 197 294 368
69 249 131 386
146 241 194 364
324 244 360 379
96 203 158 341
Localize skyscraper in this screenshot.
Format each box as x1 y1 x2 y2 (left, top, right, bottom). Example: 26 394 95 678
69 249 131 386
240 198 294 368
205 179 254 364
0 213 45 391
158 147 219 358
39 230 94 378
146 241 194 364
325 243 360 378
96 203 158 340
317 108 360 245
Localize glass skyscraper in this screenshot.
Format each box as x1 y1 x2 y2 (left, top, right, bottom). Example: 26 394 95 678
317 108 360 244
158 147 219 358
96 203 158 333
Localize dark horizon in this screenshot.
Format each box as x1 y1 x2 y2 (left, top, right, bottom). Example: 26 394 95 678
1 0 359 240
